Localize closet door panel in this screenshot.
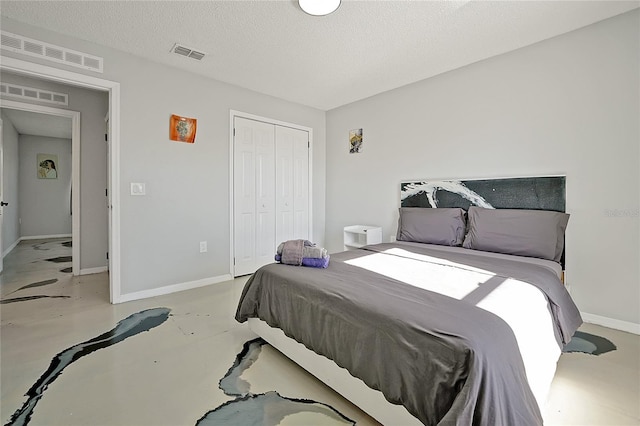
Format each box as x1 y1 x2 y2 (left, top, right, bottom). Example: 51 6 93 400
276 126 309 244
275 129 294 244
255 127 275 268
233 117 275 276
293 133 309 240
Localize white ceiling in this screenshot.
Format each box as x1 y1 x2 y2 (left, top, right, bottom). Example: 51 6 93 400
1 108 72 139
1 1 638 111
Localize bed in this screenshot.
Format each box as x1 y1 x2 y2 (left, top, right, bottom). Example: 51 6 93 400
235 176 582 425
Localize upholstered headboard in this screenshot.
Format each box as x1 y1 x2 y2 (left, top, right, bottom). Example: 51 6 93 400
399 176 567 268
400 176 566 211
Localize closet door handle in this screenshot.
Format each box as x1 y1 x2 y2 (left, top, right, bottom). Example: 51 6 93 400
0 201 8 206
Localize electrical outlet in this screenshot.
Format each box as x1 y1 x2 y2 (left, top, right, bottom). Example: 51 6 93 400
199 241 207 253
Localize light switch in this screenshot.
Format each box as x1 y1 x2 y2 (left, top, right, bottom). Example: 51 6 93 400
130 183 146 196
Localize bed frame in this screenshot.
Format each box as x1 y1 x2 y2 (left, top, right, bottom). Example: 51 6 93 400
249 175 567 424
248 318 422 424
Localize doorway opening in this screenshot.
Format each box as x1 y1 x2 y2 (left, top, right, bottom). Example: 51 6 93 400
0 56 121 303
1 100 80 275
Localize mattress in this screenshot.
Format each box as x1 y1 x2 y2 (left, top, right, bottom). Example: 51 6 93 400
235 242 582 425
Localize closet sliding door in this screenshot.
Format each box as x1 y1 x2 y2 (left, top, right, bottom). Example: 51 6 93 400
233 116 310 277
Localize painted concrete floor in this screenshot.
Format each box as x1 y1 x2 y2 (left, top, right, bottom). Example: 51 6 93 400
1 239 639 425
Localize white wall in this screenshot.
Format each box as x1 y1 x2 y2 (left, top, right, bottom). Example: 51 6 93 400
326 10 639 328
1 72 110 270
18 135 72 237
0 17 326 297
1 111 20 254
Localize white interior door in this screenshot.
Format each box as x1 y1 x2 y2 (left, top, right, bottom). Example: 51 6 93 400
276 126 309 244
233 117 275 276
0 117 4 273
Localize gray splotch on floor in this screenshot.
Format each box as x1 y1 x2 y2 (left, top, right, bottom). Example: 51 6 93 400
197 391 355 426
60 267 72 273
219 338 266 397
0 295 70 304
6 307 172 426
9 279 58 295
563 331 617 355
199 337 355 426
45 256 72 263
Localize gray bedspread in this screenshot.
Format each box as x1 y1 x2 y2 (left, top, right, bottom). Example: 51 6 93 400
235 243 582 425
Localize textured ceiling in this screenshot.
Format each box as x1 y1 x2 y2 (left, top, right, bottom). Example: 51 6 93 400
1 1 638 111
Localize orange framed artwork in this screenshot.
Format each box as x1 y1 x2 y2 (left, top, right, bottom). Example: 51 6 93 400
169 114 197 143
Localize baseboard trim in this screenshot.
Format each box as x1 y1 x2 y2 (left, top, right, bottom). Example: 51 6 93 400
2 238 21 258
581 312 640 335
80 266 108 275
20 234 72 240
117 274 234 304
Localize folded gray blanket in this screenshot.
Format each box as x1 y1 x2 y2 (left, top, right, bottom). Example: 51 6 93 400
277 241 327 259
281 240 304 266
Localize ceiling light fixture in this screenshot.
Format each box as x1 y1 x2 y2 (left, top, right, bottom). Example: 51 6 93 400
299 0 341 16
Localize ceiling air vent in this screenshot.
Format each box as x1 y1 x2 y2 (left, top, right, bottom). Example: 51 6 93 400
171 43 206 61
0 82 69 106
0 31 103 73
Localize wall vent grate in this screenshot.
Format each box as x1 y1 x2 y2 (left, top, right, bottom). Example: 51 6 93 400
1 33 21 50
0 82 69 106
45 46 64 60
1 31 103 73
171 43 206 61
24 89 38 98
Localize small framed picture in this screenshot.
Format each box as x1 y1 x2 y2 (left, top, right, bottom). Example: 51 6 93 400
37 153 58 179
169 114 197 143
349 128 363 154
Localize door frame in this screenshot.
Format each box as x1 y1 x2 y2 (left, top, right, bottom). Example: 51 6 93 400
0 56 122 303
0 99 81 274
229 110 313 277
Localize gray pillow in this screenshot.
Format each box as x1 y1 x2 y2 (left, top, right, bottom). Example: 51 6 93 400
462 206 569 262
396 208 467 246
